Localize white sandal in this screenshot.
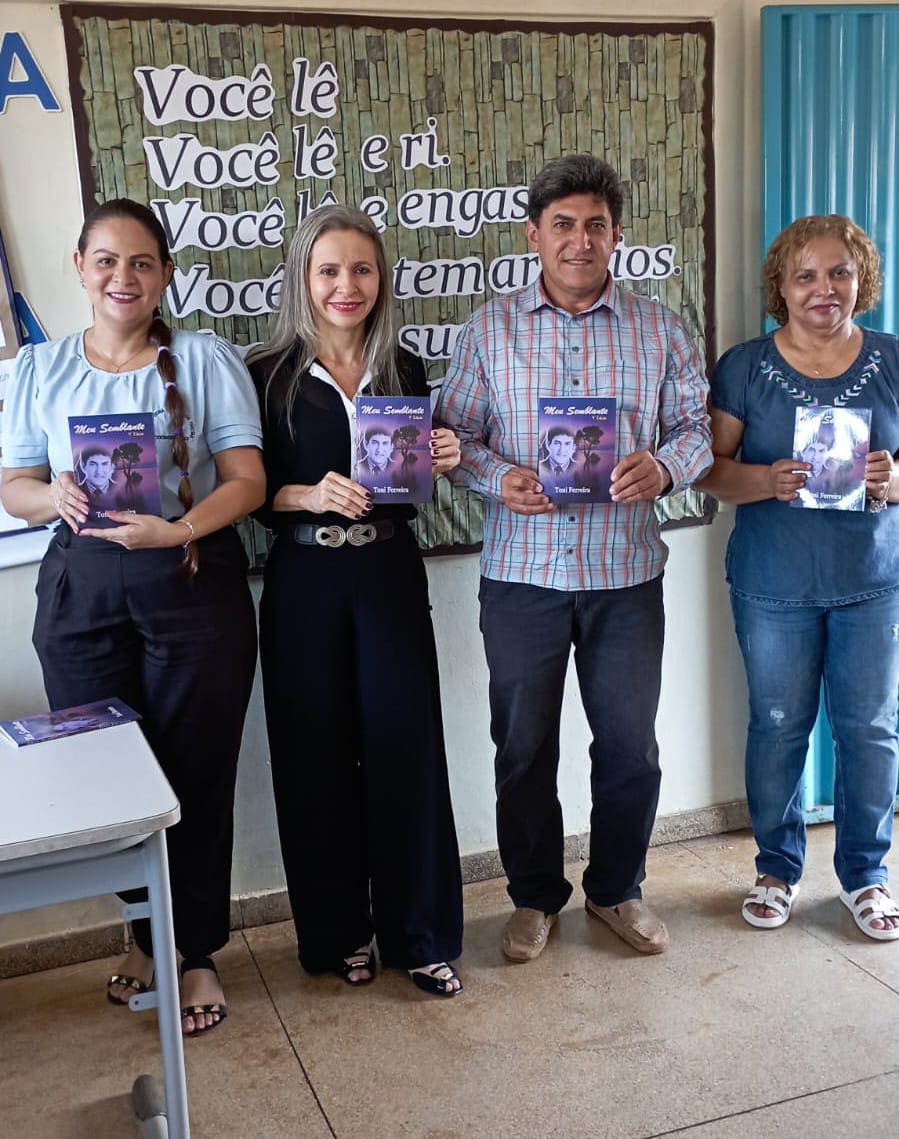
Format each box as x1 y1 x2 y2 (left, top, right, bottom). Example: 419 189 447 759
840 885 899 941
741 880 799 929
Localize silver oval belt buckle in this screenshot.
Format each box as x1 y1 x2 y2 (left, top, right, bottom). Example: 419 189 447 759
314 525 346 547
346 523 377 546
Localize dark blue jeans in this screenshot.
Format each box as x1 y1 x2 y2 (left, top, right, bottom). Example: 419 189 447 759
479 575 664 914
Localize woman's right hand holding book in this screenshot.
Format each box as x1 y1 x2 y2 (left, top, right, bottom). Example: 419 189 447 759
769 458 810 502
272 472 372 520
49 471 88 532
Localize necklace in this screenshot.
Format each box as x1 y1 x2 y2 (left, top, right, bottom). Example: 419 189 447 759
779 326 859 378
87 334 150 374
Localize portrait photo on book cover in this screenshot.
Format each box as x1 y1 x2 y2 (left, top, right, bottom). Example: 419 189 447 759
791 405 870 511
0 698 139 748
354 421 431 502
537 398 617 504
354 396 433 505
69 413 163 526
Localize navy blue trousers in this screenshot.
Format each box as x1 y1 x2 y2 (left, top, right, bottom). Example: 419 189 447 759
479 574 664 914
259 524 463 972
32 526 257 960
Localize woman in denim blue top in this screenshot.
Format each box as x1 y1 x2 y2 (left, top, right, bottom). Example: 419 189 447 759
698 216 899 941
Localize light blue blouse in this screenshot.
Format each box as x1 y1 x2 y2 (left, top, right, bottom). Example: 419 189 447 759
2 330 262 520
711 328 899 605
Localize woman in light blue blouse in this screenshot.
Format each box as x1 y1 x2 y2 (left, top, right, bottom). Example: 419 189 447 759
0 199 265 1032
698 215 899 942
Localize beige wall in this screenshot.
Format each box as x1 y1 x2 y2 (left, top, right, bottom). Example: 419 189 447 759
0 0 833 944
0 0 779 346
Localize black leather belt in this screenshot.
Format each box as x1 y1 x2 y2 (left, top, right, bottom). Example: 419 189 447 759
288 520 395 548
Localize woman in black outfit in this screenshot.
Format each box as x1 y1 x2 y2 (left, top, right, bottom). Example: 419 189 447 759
248 206 464 996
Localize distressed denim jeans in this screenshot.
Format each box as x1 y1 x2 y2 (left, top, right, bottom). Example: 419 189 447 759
732 590 899 892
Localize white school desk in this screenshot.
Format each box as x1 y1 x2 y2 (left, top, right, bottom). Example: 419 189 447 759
0 720 190 1138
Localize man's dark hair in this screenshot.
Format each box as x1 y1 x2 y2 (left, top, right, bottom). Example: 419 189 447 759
528 155 624 225
546 425 575 443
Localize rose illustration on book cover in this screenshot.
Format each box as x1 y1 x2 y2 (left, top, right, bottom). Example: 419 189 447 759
69 413 163 527
538 397 617 503
354 396 433 505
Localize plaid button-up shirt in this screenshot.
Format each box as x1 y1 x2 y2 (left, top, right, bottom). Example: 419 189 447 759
435 276 712 591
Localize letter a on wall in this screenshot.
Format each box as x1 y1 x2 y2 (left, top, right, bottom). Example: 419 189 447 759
0 33 60 113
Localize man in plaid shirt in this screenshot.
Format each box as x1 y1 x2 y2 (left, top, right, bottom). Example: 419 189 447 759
436 155 712 963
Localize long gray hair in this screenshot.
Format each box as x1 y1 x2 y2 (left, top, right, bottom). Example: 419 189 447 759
248 205 403 425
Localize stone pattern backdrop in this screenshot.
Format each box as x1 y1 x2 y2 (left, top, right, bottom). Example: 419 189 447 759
61 7 714 556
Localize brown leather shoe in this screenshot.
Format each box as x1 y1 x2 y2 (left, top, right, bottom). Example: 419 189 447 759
502 907 558 962
585 897 669 954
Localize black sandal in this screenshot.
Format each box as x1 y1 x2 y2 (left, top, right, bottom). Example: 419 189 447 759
336 944 376 986
180 956 228 1036
106 972 153 1006
408 962 463 998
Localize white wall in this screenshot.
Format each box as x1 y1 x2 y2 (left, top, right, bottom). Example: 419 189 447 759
0 0 804 929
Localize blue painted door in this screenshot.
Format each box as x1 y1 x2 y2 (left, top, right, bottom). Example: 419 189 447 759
761 5 899 819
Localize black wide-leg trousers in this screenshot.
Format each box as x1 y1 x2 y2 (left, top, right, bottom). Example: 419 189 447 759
32 526 257 960
259 524 463 972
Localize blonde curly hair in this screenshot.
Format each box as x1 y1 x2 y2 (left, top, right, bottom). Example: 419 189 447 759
763 215 882 327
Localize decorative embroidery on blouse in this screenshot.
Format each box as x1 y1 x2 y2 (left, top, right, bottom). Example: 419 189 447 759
760 350 882 407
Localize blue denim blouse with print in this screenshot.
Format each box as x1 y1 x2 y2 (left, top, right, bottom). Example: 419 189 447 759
711 328 899 605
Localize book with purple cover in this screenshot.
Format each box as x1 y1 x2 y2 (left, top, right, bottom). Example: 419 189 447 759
790 405 870 512
354 396 433 504
538 397 617 503
69 413 162 527
0 697 140 748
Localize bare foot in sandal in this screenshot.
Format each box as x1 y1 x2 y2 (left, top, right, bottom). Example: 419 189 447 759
107 944 154 1005
742 876 799 928
854 888 899 934
337 944 376 986
840 886 899 940
180 957 227 1036
408 962 463 997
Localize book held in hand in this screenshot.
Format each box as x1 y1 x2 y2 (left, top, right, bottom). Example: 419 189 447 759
0 697 140 748
69 413 162 527
790 405 870 511
354 395 433 505
538 397 617 503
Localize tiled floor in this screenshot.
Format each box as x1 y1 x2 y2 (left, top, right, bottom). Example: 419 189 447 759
2 825 899 1139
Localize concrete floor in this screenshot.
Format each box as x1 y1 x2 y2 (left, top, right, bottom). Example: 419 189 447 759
2 824 899 1139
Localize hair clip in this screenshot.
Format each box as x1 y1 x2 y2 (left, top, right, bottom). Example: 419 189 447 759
179 470 190 479
157 344 170 355
164 381 176 390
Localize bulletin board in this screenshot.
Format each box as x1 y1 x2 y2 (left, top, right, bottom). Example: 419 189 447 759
60 6 715 558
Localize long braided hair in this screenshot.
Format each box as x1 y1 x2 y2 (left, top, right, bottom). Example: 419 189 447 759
78 199 198 575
